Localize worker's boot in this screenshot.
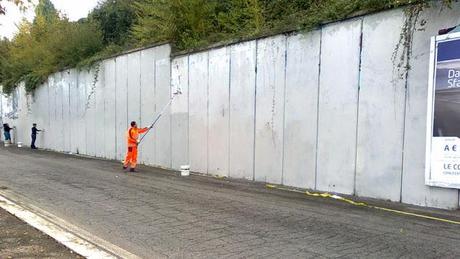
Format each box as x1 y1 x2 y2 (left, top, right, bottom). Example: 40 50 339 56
130 168 136 173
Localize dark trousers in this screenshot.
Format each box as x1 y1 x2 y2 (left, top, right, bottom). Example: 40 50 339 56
4 132 10 141
31 134 37 149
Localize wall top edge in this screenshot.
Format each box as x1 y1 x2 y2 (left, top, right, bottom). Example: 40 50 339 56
50 41 171 75
100 41 171 62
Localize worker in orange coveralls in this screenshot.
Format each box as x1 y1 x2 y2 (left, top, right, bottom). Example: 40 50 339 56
123 121 149 172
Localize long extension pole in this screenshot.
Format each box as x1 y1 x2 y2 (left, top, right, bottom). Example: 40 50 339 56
138 89 182 145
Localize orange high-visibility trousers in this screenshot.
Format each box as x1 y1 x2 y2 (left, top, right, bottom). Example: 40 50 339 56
124 146 138 168
124 126 148 168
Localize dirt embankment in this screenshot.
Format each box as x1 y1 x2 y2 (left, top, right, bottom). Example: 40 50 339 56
0 208 82 258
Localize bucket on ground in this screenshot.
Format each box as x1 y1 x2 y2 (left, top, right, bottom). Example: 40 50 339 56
17 142 22 148
180 165 190 176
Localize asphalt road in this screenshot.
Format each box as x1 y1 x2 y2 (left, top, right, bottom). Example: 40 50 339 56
0 146 459 258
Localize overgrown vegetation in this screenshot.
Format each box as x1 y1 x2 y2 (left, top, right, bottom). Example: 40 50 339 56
0 0 103 93
0 0 455 94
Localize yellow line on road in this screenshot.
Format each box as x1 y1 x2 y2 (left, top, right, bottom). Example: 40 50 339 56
265 184 460 225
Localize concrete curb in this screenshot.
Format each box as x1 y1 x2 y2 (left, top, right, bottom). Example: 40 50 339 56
0 190 141 259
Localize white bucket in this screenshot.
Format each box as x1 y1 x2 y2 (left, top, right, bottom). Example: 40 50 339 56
17 142 23 148
180 165 190 176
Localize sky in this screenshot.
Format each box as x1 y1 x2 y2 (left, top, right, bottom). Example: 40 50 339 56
0 0 100 39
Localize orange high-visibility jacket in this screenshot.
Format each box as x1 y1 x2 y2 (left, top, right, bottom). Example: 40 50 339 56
126 127 149 147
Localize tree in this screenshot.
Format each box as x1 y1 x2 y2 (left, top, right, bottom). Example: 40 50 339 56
0 38 11 84
0 1 104 93
89 0 136 46
34 0 58 23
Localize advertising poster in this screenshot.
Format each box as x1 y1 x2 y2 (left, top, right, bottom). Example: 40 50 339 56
427 32 460 188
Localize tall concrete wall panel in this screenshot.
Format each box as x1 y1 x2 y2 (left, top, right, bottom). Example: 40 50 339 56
254 35 286 184
47 75 57 151
356 11 405 202
25 91 32 146
55 73 63 151
69 71 79 154
15 85 23 144
13 86 21 144
401 3 460 209
283 32 321 189
154 50 171 168
75 70 87 155
16 84 29 146
171 56 189 170
139 49 156 165
56 73 65 152
50 74 58 150
188 52 208 173
229 41 256 180
316 20 361 195
115 56 128 161
95 66 106 158
126 52 141 162
17 92 23 145
104 59 117 159
31 82 49 148
127 52 141 139
29 92 38 147
85 70 97 157
62 71 72 153
45 76 54 150
30 84 42 148
208 48 230 177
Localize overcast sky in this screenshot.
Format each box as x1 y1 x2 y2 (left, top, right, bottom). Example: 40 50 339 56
0 0 99 39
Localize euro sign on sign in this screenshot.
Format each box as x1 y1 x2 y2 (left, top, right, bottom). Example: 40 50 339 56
426 32 460 189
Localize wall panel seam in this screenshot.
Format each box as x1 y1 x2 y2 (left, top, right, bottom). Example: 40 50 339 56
253 40 259 181
281 37 288 185
354 19 364 196
228 48 232 178
314 29 323 190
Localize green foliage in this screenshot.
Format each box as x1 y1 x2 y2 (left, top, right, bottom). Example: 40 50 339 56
214 0 263 39
34 0 58 23
0 0 104 94
131 0 263 50
130 0 448 51
0 38 11 83
89 0 136 46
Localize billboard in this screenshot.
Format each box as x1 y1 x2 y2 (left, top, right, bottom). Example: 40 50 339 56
426 32 460 188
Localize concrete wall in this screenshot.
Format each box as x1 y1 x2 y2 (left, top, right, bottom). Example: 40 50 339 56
2 3 460 209
229 41 256 181
1 45 173 170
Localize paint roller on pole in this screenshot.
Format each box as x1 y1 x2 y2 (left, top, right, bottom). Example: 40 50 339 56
138 88 182 145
